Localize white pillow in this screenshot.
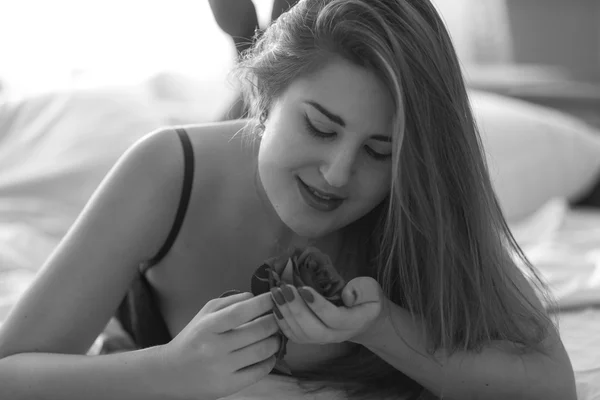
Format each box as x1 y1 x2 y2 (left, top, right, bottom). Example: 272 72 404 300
0 85 167 270
142 71 238 125
470 90 600 222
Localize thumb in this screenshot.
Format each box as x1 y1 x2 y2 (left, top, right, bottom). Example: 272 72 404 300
342 277 382 307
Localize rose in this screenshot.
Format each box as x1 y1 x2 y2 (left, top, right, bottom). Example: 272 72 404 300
219 247 346 375
250 247 347 306
291 247 346 305
236 247 347 375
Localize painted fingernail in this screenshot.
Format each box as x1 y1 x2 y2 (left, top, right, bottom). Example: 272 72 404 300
281 285 295 302
271 287 286 305
298 287 314 303
273 305 284 319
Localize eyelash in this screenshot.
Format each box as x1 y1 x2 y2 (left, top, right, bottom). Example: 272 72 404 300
302 116 391 161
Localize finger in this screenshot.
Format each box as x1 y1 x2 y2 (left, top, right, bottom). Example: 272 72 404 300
203 291 253 313
298 286 381 335
342 277 383 307
224 313 280 349
295 286 339 328
232 353 278 391
273 303 299 343
209 292 274 333
270 287 302 343
280 285 332 343
230 334 281 371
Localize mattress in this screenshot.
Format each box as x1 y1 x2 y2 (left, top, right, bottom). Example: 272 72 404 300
514 202 600 400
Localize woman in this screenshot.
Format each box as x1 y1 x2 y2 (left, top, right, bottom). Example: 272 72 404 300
0 1 576 399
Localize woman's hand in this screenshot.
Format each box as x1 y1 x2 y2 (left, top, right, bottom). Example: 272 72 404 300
154 292 281 400
270 276 388 345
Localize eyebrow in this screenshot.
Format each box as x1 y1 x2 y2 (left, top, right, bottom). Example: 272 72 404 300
305 101 346 127
305 100 392 143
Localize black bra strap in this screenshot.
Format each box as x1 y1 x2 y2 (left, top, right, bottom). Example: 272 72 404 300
140 128 195 273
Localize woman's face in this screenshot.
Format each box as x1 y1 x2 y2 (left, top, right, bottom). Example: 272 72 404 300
258 57 399 239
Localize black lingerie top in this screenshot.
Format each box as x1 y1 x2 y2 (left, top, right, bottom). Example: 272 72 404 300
114 127 194 349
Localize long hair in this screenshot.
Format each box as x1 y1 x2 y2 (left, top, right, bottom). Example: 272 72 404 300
230 1 556 399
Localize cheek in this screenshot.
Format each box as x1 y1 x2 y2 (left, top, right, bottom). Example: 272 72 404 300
259 135 290 173
261 124 303 165
369 182 389 204
357 169 391 205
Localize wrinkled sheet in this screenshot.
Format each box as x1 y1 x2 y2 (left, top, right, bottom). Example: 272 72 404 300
510 200 600 399
512 199 600 309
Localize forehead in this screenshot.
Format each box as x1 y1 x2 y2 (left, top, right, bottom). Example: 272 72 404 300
282 58 398 136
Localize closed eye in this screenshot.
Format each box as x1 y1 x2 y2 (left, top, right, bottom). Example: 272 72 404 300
365 147 391 160
303 114 391 161
303 115 336 138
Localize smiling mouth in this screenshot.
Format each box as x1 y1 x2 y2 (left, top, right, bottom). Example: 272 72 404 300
296 177 345 212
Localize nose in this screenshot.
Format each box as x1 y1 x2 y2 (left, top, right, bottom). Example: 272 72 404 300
320 146 356 188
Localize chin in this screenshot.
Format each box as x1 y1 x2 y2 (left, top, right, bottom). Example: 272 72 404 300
289 224 326 240
283 216 331 240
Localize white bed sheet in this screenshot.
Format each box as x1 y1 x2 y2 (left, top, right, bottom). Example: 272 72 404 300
513 201 600 400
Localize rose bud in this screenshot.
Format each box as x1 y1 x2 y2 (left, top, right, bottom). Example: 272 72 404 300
280 247 347 306
247 246 347 376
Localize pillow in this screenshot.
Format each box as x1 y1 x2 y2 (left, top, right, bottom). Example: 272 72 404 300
0 85 168 270
470 90 600 222
143 71 238 125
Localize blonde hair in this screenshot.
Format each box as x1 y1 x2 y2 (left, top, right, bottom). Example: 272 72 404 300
231 1 555 398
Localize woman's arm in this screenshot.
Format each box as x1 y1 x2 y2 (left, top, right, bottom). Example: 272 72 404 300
353 275 577 400
355 302 575 400
0 348 173 400
0 128 187 394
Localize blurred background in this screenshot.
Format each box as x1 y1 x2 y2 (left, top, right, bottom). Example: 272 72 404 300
1 0 599 124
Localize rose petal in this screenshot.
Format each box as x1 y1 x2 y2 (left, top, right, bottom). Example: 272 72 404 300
330 279 346 294
296 263 316 288
325 295 344 307
251 263 274 295
290 247 346 305
298 247 331 268
268 267 274 288
273 359 292 375
292 273 306 288
280 258 295 285
270 249 296 275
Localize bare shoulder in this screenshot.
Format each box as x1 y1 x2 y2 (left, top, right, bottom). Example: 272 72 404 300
176 119 259 206
181 119 257 176
97 122 257 258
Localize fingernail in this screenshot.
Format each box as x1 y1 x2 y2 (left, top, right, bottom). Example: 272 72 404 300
281 285 295 302
298 287 314 303
271 287 286 305
273 305 284 319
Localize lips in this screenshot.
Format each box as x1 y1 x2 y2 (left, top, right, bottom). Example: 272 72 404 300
307 186 345 201
297 177 345 212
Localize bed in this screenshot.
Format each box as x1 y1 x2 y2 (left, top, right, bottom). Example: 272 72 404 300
1 73 600 399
